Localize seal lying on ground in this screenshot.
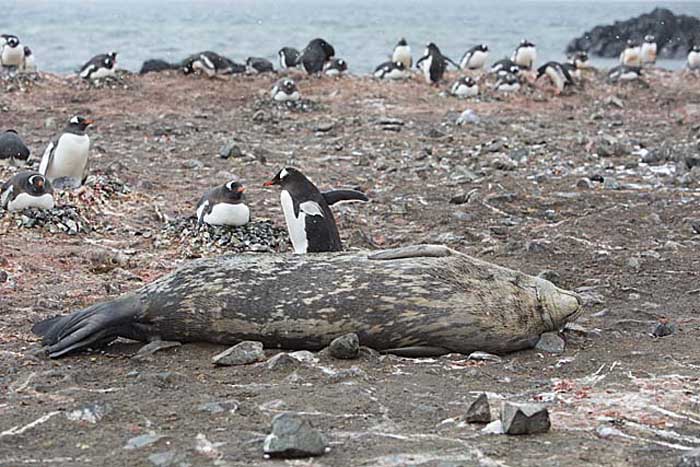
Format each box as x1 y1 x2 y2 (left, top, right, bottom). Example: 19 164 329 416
32 245 582 358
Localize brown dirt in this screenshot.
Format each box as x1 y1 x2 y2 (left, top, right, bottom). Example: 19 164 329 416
1 68 700 466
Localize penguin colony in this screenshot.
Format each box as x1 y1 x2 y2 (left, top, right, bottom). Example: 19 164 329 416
0 31 696 251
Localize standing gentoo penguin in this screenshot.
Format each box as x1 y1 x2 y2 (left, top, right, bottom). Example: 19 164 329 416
246 57 275 73
490 58 520 77
79 52 117 80
493 73 520 93
263 167 342 254
182 51 244 77
278 47 300 69
450 76 479 98
271 78 301 101
323 58 348 76
512 39 536 70
607 65 642 83
1 171 54 212
297 38 335 74
619 39 642 66
0 130 30 166
21 46 36 72
416 43 458 84
392 38 412 69
0 34 24 67
39 116 93 188
536 61 574 94
568 51 589 69
641 35 657 65
196 180 250 227
374 61 408 80
460 44 489 70
688 45 700 70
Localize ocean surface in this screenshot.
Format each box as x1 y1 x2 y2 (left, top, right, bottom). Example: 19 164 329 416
2 0 699 74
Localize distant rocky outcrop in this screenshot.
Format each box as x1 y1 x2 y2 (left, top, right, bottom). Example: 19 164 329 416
566 8 700 58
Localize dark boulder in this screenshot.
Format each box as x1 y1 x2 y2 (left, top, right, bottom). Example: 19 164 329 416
139 59 178 75
566 8 700 59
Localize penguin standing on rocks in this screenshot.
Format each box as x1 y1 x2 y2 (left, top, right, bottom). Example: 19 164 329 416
460 44 489 70
196 180 250 227
246 57 275 73
278 47 300 69
0 130 30 166
374 61 408 80
512 39 536 70
323 58 348 76
1 171 54 212
608 65 642 83
21 46 36 72
641 35 657 65
297 38 335 74
39 116 93 188
450 76 479 98
79 52 117 80
1 34 24 68
271 78 301 101
416 43 458 84
620 40 642 67
688 45 700 70
263 168 368 254
392 38 412 69
536 61 574 94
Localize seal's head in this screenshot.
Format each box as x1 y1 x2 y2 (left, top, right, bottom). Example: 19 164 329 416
535 278 582 331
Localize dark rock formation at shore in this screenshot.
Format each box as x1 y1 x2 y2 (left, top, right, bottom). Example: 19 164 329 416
566 8 700 58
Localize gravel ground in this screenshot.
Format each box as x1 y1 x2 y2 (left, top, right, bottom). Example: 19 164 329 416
1 67 700 466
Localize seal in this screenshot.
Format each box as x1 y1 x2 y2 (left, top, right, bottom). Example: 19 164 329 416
32 245 582 358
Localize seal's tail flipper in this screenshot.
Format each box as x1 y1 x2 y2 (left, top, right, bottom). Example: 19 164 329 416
31 295 143 358
322 189 369 206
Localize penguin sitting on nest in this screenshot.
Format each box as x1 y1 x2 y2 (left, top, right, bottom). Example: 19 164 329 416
39 116 93 189
263 167 368 254
450 76 479 98
1 171 54 212
271 78 301 102
374 61 409 80
79 52 118 80
323 58 348 76
196 180 250 227
182 52 245 77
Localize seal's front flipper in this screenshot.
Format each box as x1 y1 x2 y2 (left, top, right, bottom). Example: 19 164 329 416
381 346 451 357
31 295 143 358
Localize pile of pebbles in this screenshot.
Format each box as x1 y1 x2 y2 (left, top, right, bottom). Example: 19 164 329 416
255 98 321 114
0 205 92 235
161 217 289 255
83 174 132 199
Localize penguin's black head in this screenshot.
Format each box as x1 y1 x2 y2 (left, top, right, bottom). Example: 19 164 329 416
280 79 296 94
576 51 588 62
26 174 49 194
108 51 118 62
480 44 489 52
263 167 307 188
182 61 194 74
397 38 407 47
626 39 639 47
224 180 246 199
310 38 335 59
394 61 405 70
692 45 700 53
426 43 439 54
23 46 32 57
644 35 655 43
336 59 347 70
520 39 534 48
5 129 18 134
463 77 476 86
67 116 94 132
4 35 20 48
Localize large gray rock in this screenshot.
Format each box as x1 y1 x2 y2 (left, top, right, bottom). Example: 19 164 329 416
535 332 565 354
328 333 360 359
501 402 551 435
464 393 491 423
212 341 265 366
678 448 700 467
263 413 328 458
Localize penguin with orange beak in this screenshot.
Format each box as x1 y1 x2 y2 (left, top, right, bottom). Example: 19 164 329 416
39 116 94 188
1 171 54 211
196 180 250 226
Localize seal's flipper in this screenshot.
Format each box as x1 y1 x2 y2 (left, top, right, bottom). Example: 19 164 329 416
382 346 451 357
368 245 453 261
32 295 143 358
322 189 369 206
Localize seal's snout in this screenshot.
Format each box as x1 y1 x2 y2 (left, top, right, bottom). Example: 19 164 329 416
535 279 583 330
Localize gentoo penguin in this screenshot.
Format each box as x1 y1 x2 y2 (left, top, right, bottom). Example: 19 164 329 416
490 58 520 77
1 171 54 212
0 34 24 67
79 52 117 80
278 47 300 69
196 180 250 227
323 58 348 76
39 116 93 188
21 46 36 72
416 43 459 84
246 57 275 74
182 51 244 77
568 51 589 69
561 61 580 81
607 65 642 83
392 38 412 69
263 167 342 254
619 40 642 67
688 45 700 70
460 44 489 70
271 78 301 101
0 130 30 166
450 76 479 98
297 38 335 74
374 61 409 80
641 35 657 65
512 39 536 70
536 61 574 93
493 73 520 93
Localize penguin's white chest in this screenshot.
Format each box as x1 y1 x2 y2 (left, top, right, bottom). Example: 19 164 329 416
7 193 55 212
641 43 657 63
272 89 300 102
451 82 478 98
392 46 412 69
420 55 433 83
22 55 36 72
513 47 536 68
618 70 639 81
689 51 700 69
198 202 250 226
621 47 641 66
43 133 90 182
90 66 116 79
464 50 488 69
546 67 565 91
497 81 520 92
1 46 23 67
280 191 310 254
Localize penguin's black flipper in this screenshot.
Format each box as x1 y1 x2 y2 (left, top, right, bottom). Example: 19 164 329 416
415 56 426 69
322 189 369 206
445 56 461 69
32 295 144 358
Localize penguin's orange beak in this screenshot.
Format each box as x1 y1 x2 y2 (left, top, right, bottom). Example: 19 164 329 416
262 180 275 187
35 178 44 188
237 186 245 193
84 119 95 126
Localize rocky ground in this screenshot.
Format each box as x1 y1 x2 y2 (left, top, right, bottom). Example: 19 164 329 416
1 67 700 466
